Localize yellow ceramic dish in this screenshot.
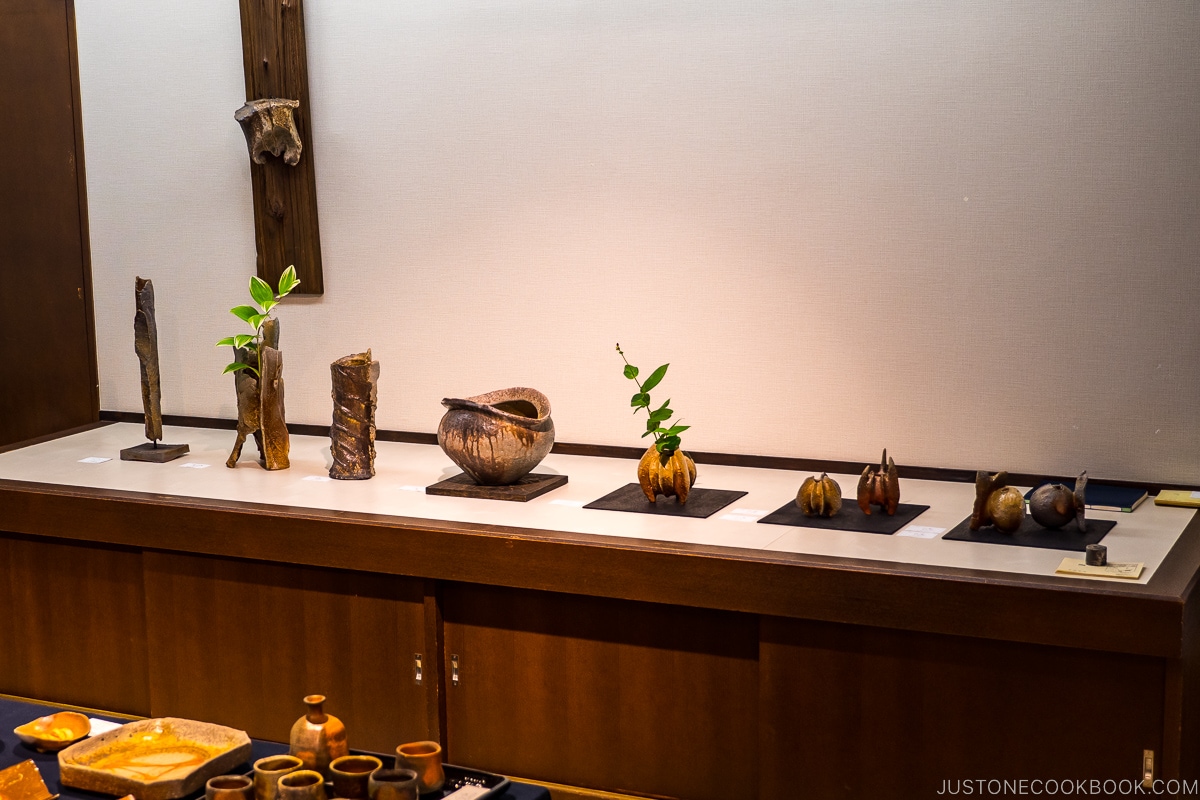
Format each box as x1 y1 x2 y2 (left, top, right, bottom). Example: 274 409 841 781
14 711 91 752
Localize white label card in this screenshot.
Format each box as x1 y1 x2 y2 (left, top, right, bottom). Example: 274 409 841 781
88 718 123 736
303 475 332 482
719 514 762 523
896 525 945 539
439 787 490 800
399 485 425 492
78 456 111 464
550 499 586 507
180 463 209 469
1191 491 1200 500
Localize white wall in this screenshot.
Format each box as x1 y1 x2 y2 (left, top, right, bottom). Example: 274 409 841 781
76 1 1200 483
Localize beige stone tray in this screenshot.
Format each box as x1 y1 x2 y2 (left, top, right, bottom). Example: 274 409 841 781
58 718 252 800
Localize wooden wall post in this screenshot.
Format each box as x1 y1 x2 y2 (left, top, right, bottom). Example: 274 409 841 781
237 0 324 295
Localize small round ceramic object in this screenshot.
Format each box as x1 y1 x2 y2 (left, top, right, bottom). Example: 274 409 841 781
394 741 444 794
368 769 419 800
1086 544 1108 567
207 775 254 800
278 770 327 800
797 473 842 518
1030 483 1076 529
330 755 382 800
986 486 1026 533
254 755 304 800
13 710 91 752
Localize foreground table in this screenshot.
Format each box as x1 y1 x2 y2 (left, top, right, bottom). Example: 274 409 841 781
0 698 548 800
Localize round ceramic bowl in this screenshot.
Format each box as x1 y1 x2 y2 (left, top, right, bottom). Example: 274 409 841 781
14 711 91 752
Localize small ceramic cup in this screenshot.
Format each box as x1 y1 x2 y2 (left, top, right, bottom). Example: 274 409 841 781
394 742 444 794
207 775 254 800
278 770 327 800
254 755 304 800
329 755 382 800
368 769 419 800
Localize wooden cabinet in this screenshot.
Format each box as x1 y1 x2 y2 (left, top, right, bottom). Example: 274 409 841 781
0 466 1197 798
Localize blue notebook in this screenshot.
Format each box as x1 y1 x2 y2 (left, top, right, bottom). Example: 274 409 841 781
1022 480 1147 513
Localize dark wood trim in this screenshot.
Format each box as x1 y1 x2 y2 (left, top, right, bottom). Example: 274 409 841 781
0 420 112 456
63 0 99 423
422 580 447 748
0 479 1193 660
97 411 1200 494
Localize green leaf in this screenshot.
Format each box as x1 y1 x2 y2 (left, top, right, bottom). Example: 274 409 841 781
231 305 259 323
657 435 681 453
641 429 657 438
260 298 277 314
663 424 690 437
630 392 650 409
641 363 669 393
248 314 269 331
249 276 274 307
623 364 638 380
223 362 255 375
277 265 300 296
234 333 256 348
647 406 673 426
215 336 237 347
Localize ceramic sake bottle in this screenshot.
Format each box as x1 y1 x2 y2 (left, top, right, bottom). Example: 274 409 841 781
289 695 348 777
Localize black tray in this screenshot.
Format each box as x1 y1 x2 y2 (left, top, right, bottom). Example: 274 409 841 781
243 750 509 800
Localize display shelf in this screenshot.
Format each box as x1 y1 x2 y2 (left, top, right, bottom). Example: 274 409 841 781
0 423 1191 584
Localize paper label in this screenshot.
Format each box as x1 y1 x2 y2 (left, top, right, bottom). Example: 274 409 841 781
303 475 332 482
1055 558 1144 580
78 457 111 464
718 514 760 523
550 499 586 507
88 718 123 736
896 525 945 539
439 787 490 800
1191 491 1200 499
179 463 209 469
399 485 426 492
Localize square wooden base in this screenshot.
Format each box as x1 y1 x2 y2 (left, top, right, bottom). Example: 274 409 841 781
425 472 568 502
120 443 190 463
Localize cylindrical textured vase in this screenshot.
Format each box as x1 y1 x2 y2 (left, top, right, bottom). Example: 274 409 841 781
329 351 380 480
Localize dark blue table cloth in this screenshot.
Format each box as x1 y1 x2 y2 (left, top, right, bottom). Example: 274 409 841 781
0 698 547 800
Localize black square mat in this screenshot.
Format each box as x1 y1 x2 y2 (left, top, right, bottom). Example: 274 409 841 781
942 515 1116 550
758 501 930 534
584 483 747 519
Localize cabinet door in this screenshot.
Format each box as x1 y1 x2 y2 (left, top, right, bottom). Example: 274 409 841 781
0 0 97 446
143 552 431 752
0 533 149 714
760 616 1165 798
442 583 758 800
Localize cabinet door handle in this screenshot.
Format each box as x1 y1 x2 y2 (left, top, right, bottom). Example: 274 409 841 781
413 653 423 685
1142 749 1154 789
451 654 460 686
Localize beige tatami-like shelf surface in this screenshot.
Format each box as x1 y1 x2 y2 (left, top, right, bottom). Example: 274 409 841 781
0 423 1191 584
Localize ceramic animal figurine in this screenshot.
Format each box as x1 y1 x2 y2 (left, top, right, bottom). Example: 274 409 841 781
1030 471 1088 531
971 470 1026 533
289 695 347 777
857 449 900 515
798 473 842 517
637 446 697 504
437 387 554 485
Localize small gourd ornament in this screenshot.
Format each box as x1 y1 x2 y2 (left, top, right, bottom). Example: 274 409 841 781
797 473 842 517
638 446 697 504
857 449 900 515
1029 471 1088 531
971 470 1026 533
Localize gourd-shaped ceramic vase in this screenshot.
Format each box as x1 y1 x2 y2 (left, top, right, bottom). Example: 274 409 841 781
637 446 697 504
289 695 348 777
437 387 554 485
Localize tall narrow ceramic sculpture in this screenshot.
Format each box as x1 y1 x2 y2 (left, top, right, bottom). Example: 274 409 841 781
329 351 380 480
121 277 189 462
218 267 299 470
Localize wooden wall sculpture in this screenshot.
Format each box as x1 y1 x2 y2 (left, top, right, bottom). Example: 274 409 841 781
237 0 323 295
